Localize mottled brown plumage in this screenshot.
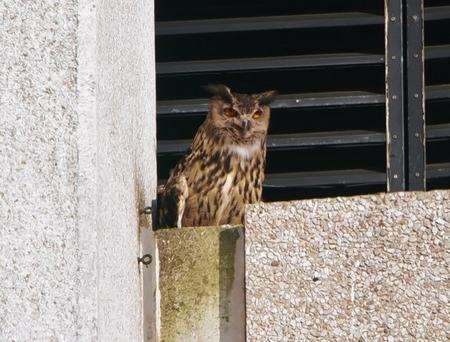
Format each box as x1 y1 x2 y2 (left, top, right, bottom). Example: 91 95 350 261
157 85 277 228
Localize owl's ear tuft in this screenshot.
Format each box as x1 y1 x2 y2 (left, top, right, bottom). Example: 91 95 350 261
257 90 278 106
203 84 234 103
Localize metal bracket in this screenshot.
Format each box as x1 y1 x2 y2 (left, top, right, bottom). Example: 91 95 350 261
140 199 158 228
137 254 152 267
405 0 426 191
385 0 406 192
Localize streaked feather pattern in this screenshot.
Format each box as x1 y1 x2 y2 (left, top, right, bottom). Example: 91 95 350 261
157 85 277 228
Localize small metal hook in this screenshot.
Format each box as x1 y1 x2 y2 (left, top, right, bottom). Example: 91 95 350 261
137 254 152 267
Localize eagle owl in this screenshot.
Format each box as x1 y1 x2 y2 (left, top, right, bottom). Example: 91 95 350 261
157 84 277 228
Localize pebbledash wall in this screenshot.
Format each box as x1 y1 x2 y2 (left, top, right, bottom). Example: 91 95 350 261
245 191 449 340
1 0 157 341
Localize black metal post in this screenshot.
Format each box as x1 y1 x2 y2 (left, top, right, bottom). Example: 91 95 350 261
405 0 426 190
385 0 406 192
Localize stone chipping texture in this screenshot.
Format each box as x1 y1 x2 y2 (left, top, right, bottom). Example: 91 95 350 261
1 1 81 340
245 190 449 341
0 0 157 340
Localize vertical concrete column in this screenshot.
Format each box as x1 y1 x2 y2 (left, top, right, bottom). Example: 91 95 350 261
0 0 157 340
156 226 245 342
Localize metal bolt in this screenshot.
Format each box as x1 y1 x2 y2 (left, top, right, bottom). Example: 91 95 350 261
392 95 397 100
415 172 420 177
393 134 398 139
413 53 419 58
392 55 396 60
295 99 300 103
412 15 418 21
391 16 396 21
394 174 398 179
414 93 419 98
415 132 420 138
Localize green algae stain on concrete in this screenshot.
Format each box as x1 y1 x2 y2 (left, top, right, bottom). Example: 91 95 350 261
156 226 243 342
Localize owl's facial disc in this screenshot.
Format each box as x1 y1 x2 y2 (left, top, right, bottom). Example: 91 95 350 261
221 104 265 142
206 85 278 144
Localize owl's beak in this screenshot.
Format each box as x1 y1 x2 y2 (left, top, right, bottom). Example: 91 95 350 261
240 120 252 137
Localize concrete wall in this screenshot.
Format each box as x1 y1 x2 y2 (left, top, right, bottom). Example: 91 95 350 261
156 227 245 342
246 190 449 341
155 191 448 341
0 0 157 340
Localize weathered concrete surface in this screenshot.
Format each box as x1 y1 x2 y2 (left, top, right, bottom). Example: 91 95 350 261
246 190 449 341
156 226 245 342
0 0 156 340
96 1 157 341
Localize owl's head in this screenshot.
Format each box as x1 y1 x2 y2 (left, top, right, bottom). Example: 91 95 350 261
205 84 278 145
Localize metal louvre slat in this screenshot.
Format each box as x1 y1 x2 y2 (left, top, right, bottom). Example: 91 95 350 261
426 84 450 100
156 12 384 36
158 168 386 189
158 130 385 155
264 169 386 188
157 91 385 115
425 44 450 60
156 53 384 75
424 5 450 21
427 123 450 140
427 163 450 180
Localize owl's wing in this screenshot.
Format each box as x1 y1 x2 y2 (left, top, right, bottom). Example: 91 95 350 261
157 175 188 229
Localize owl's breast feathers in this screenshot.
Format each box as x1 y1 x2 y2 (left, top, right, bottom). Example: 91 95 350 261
157 122 266 228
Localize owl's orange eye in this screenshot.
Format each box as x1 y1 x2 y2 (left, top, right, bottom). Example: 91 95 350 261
223 108 238 118
252 110 263 119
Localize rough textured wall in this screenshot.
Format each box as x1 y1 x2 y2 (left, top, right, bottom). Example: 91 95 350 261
156 227 245 342
246 190 449 341
96 0 157 341
0 0 156 340
1 1 81 339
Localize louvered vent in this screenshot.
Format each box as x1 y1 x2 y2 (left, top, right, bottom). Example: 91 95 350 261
156 1 388 201
424 1 450 189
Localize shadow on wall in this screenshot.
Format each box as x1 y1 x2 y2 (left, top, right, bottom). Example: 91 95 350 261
219 229 245 342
